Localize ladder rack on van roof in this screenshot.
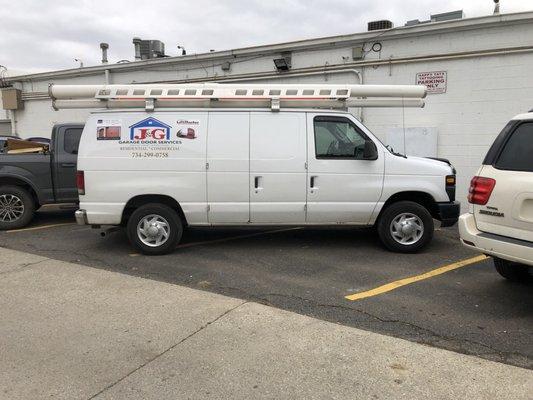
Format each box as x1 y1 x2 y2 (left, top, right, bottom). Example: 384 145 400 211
49 83 427 111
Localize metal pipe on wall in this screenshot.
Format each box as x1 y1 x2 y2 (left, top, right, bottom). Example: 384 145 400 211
9 109 17 136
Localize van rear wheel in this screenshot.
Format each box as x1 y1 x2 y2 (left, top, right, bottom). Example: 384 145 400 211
377 201 434 253
493 258 531 282
127 203 183 255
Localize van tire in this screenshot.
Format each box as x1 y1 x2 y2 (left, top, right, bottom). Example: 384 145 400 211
126 203 183 255
377 201 434 253
493 258 531 282
0 185 35 230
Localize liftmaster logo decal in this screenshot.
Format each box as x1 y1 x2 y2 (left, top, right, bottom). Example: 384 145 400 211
129 117 171 141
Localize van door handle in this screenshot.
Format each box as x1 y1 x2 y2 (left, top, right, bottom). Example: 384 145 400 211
254 176 263 192
61 163 76 168
310 176 318 188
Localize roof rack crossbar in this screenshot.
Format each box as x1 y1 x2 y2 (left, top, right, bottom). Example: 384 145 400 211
49 83 427 110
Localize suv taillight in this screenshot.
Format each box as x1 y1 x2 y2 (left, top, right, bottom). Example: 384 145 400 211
76 171 85 195
468 176 495 205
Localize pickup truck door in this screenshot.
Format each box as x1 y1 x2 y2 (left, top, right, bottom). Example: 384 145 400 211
306 114 384 224
53 126 83 202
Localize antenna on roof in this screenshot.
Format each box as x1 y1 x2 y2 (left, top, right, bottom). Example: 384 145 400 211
100 43 109 64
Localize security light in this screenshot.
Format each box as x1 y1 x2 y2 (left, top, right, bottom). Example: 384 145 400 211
273 54 291 71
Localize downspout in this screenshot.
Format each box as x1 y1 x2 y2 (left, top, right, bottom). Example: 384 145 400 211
9 109 17 136
104 69 110 85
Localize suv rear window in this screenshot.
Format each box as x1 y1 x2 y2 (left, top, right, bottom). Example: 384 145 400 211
495 122 533 172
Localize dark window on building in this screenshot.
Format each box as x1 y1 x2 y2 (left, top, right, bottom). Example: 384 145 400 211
495 122 533 172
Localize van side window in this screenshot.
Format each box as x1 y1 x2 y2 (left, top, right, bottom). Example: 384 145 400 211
495 122 533 172
314 117 367 159
64 128 83 155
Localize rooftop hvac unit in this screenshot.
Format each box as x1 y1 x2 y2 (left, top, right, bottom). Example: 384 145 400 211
368 20 393 31
132 38 166 60
430 10 464 22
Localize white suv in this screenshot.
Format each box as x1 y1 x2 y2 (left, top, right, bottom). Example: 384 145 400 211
459 112 533 281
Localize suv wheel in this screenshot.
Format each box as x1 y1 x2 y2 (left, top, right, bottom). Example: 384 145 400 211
127 203 183 255
0 185 35 230
377 201 434 253
493 257 531 282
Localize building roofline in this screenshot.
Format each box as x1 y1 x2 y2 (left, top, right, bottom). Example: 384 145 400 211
7 10 533 82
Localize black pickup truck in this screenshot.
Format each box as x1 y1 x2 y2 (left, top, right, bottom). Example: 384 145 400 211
0 123 84 229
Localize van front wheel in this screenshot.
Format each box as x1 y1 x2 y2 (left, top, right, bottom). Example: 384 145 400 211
377 201 434 253
127 203 183 255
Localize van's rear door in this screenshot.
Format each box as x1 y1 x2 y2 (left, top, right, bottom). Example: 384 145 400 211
474 121 533 242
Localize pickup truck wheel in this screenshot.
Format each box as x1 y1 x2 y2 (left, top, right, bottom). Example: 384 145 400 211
0 185 35 230
377 201 434 253
127 203 183 255
493 257 531 282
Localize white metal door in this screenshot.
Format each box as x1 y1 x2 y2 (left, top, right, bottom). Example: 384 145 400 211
207 112 250 223
306 114 384 224
249 112 307 223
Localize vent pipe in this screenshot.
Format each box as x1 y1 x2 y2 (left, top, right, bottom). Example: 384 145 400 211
493 0 500 14
133 37 142 60
100 43 109 64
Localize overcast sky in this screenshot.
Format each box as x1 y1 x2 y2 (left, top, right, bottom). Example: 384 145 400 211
1 0 531 73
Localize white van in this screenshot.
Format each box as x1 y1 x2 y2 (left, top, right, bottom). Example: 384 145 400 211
51 84 459 255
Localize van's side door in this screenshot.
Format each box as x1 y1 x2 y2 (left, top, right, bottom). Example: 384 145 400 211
306 114 384 224
249 112 307 223
207 112 250 223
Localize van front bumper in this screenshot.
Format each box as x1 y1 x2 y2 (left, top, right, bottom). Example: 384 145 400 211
436 201 460 227
459 213 533 267
75 209 88 225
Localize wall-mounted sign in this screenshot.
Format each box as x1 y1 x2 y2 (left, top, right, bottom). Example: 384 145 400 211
416 71 447 94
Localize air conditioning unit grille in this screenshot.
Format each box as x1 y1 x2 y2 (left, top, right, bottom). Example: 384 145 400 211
368 20 394 31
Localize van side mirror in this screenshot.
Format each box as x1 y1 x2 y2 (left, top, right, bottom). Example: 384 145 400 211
362 140 378 160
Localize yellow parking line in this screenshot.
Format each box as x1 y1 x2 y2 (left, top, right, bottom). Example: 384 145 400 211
345 254 489 301
6 222 75 233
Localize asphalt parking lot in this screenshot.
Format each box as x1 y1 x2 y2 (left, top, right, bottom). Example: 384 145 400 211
2 209 532 370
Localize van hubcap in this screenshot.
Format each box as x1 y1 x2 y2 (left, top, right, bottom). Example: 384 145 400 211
0 194 25 222
137 214 170 247
390 213 424 245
